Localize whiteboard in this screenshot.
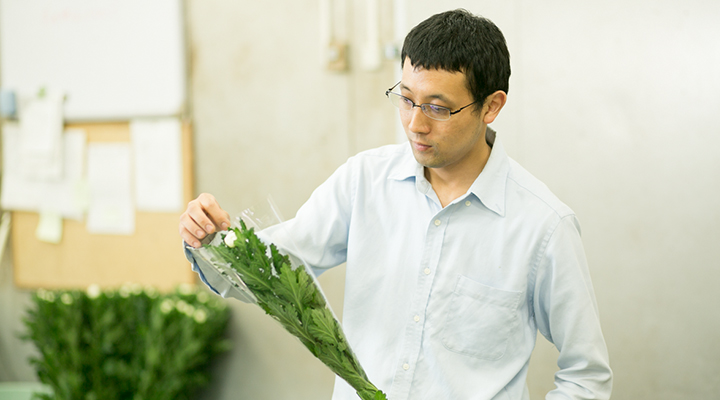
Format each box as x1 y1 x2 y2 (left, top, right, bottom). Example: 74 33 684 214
0 0 186 121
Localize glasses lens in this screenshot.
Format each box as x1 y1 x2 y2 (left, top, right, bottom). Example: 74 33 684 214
386 91 451 121
421 104 451 121
388 92 413 110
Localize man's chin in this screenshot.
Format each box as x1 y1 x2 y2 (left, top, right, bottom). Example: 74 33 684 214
412 153 444 169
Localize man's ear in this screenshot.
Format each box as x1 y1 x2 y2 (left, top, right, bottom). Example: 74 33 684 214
482 91 508 124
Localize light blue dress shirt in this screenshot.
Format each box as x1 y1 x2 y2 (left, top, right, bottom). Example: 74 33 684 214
189 132 612 400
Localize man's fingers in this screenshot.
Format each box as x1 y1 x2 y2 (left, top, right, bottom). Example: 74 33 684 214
197 193 231 231
179 205 208 242
179 223 202 248
178 193 231 247
186 199 215 236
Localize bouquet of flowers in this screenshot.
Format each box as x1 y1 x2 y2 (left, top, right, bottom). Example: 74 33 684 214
191 217 387 400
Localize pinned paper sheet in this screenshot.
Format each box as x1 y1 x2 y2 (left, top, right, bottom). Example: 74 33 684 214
1 123 87 220
130 118 183 212
86 142 135 235
18 90 64 181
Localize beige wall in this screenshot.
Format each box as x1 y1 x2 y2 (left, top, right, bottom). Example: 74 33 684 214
2 1 720 399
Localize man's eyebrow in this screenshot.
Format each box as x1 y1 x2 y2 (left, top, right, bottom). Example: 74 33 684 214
399 83 452 104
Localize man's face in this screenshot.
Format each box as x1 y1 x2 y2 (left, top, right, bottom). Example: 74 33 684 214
399 59 489 176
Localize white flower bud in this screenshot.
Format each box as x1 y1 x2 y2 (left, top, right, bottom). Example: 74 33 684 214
224 231 238 248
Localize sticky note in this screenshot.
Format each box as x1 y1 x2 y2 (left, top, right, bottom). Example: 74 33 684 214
36 211 63 244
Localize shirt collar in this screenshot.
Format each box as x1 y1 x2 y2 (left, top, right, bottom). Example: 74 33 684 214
469 128 509 217
388 127 509 216
388 145 421 181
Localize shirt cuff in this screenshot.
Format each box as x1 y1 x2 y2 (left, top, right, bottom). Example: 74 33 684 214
184 243 220 295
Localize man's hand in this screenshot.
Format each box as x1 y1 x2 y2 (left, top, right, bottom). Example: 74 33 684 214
179 193 231 248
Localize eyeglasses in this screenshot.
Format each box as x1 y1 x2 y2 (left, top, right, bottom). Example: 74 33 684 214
385 81 478 121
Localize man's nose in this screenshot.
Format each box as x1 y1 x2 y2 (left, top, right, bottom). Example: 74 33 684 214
407 106 431 134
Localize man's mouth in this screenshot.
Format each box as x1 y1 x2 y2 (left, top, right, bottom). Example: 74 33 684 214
412 141 432 152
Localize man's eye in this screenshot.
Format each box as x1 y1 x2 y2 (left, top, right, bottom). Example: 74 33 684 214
425 104 449 115
401 97 414 107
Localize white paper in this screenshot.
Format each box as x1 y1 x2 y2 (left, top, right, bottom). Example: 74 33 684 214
86 143 135 235
1 124 87 220
130 118 184 212
36 211 63 244
18 91 64 180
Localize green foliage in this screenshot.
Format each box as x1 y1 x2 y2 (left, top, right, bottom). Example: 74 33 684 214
22 284 231 400
208 221 387 400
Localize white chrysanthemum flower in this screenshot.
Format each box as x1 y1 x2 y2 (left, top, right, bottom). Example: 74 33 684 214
87 284 101 299
178 283 195 295
38 289 56 302
144 286 158 298
175 300 189 314
193 309 207 324
184 304 196 317
60 293 73 305
224 230 237 248
196 291 209 304
119 284 131 298
160 299 174 314
131 283 143 295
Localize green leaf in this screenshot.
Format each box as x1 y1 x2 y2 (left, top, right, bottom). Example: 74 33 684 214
269 244 287 274
308 308 338 345
271 263 316 312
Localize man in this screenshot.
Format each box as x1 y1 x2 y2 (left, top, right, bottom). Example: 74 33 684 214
180 9 612 400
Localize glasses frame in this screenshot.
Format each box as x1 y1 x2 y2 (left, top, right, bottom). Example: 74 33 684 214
384 81 478 121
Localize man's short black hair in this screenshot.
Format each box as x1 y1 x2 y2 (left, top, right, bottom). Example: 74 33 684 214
401 9 511 110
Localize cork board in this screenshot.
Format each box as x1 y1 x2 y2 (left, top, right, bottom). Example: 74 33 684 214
11 121 195 290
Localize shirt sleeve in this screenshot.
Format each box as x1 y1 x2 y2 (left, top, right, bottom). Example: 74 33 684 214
533 215 613 400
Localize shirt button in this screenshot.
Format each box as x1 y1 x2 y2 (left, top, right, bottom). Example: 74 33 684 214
434 219 441 226
413 315 420 322
424 268 431 275
402 363 410 370
465 200 471 206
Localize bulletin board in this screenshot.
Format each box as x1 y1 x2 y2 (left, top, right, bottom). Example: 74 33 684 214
10 121 196 290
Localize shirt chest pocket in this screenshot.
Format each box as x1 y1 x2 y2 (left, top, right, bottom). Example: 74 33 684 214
441 275 522 360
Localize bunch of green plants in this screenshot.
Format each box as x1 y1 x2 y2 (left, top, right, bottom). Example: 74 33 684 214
22 284 231 400
206 220 387 400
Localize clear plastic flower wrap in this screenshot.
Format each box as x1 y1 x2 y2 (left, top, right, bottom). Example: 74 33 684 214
186 200 387 400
